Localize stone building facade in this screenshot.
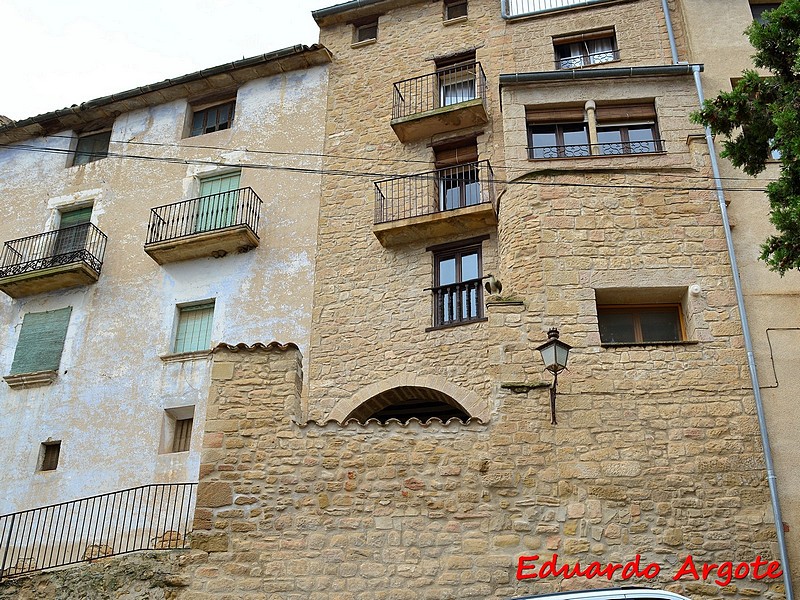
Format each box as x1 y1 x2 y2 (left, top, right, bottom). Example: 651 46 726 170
0 0 795 598
0 45 329 513
301 0 787 597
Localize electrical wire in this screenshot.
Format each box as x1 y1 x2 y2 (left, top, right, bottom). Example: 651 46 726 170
0 140 775 194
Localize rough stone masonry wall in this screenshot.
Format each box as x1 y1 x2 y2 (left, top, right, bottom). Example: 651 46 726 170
180 346 783 600
0 551 189 600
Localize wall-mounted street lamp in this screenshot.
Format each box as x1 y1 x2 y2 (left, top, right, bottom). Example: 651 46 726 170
535 327 572 425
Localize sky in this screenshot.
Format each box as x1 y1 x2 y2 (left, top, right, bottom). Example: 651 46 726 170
0 0 327 121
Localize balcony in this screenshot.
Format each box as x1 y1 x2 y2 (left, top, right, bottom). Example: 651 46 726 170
555 48 620 70
0 224 107 298
373 161 497 246
504 0 616 18
144 187 261 265
528 138 664 159
391 62 488 143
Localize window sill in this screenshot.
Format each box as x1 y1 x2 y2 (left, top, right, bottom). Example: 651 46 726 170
426 317 488 332
351 38 377 49
4 370 58 389
160 350 213 363
443 15 468 26
600 340 699 348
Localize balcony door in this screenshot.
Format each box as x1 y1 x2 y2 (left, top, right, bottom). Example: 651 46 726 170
436 52 477 108
434 141 480 211
197 172 240 233
53 206 92 259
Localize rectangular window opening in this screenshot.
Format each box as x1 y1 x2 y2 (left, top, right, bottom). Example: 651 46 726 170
431 240 484 328
173 301 215 354
750 2 781 23
554 30 618 69
72 131 111 166
189 100 236 137
597 304 685 344
160 406 195 454
39 441 61 472
436 52 477 107
444 0 468 21
353 18 378 43
10 307 72 376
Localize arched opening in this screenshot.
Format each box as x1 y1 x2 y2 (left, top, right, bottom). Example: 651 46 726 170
345 385 471 424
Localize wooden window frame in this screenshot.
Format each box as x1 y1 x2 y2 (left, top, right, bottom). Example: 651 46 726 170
39 441 61 472
528 123 590 158
173 301 215 354
553 29 618 70
353 18 378 44
172 418 193 453
597 303 686 345
9 307 72 377
189 100 236 137
429 240 485 329
595 123 661 155
72 130 111 166
444 0 468 21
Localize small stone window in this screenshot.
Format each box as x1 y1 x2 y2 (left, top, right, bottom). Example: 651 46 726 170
595 287 692 346
38 441 61 472
160 406 195 454
444 0 468 21
353 18 378 45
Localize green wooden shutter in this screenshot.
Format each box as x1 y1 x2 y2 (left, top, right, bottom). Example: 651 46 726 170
59 207 93 228
173 303 214 353
197 173 241 232
10 307 72 374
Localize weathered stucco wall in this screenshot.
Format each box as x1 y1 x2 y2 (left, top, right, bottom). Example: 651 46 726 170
0 62 328 514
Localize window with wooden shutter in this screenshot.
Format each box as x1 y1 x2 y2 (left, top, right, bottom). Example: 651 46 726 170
10 307 72 375
173 302 214 353
39 441 61 472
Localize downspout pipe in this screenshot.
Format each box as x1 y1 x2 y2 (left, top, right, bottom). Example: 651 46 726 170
661 0 794 595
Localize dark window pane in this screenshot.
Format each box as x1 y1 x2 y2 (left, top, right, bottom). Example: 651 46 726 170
73 131 110 165
598 312 637 343
640 310 681 342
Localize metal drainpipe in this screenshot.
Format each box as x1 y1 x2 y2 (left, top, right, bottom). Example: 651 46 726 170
660 0 794 595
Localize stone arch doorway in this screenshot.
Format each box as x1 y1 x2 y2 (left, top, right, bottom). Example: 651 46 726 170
327 373 489 424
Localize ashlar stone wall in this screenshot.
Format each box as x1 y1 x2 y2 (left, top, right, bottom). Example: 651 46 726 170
179 345 783 600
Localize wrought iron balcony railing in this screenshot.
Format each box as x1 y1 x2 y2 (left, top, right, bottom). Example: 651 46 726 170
432 278 484 328
374 160 496 225
393 62 487 120
146 187 261 245
0 483 196 580
528 139 664 159
556 48 620 69
0 223 107 279
504 0 615 17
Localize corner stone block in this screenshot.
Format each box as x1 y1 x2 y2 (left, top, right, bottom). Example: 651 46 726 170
211 361 235 380
197 481 233 508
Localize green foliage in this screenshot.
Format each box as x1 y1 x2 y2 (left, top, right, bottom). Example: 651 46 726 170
692 0 800 274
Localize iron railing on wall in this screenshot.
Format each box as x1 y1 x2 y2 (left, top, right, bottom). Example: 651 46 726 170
0 223 107 279
432 278 484 328
503 0 615 17
528 139 665 159
392 62 487 120
146 187 262 245
374 160 496 225
555 48 620 69
0 483 196 580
